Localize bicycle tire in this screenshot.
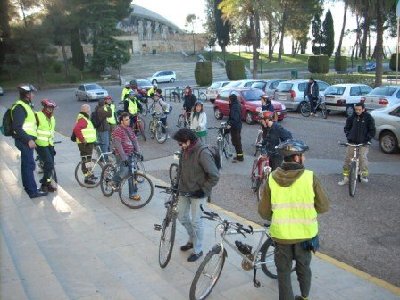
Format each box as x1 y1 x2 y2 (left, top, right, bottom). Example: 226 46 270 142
300 102 311 117
254 131 263 156
155 122 168 144
74 159 101 188
349 161 357 197
223 135 234 159
119 172 154 209
169 163 179 187
100 163 116 197
177 114 186 128
141 102 148 117
320 103 328 119
198 92 207 102
260 238 278 279
159 206 177 268
189 246 226 300
256 175 268 202
217 138 224 162
137 116 147 141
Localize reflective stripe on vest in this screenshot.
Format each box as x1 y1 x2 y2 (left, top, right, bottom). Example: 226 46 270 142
76 113 96 143
106 104 116 125
36 111 55 146
121 87 131 101
147 87 154 97
269 170 318 240
12 100 37 137
127 98 138 115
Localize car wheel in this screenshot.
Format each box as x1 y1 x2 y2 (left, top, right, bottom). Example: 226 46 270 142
170 78 175 83
76 94 80 101
245 111 254 124
379 131 399 154
214 108 223 120
152 79 157 85
346 105 354 117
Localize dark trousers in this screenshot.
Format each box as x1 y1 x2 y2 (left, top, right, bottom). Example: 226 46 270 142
275 243 312 300
15 139 37 195
36 146 55 183
230 128 243 156
78 143 94 174
307 95 317 113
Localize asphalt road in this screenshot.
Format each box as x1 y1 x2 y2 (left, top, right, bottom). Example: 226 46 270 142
1 83 399 287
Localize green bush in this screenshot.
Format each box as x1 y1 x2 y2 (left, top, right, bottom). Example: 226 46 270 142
68 74 79 83
308 55 329 74
53 62 63 74
312 73 375 87
226 60 246 80
334 56 347 72
389 54 400 71
195 61 212 86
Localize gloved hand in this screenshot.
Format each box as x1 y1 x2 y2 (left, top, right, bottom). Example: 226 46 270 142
191 189 205 198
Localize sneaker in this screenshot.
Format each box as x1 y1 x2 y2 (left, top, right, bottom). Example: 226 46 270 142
338 177 349 186
29 190 48 199
180 242 193 251
187 251 203 262
361 176 368 183
129 194 141 201
294 296 309 300
84 178 96 185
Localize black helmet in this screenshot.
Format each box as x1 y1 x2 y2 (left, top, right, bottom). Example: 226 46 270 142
276 139 309 157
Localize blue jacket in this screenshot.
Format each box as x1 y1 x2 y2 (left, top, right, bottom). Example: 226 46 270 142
262 123 292 155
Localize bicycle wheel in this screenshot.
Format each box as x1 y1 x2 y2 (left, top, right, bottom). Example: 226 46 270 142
189 246 226 300
136 116 147 141
141 102 148 117
320 103 328 119
300 101 311 117
260 238 278 279
74 159 101 188
119 172 154 209
349 161 357 197
198 92 207 102
256 176 268 202
100 163 116 197
155 122 168 144
177 114 186 128
159 205 177 268
222 135 234 159
169 163 179 187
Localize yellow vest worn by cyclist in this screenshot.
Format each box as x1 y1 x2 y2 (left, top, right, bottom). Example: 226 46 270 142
75 113 96 143
125 96 139 116
121 87 131 101
106 103 117 125
35 111 56 147
11 100 37 138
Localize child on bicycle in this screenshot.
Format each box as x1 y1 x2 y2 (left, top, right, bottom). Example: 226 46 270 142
190 101 207 143
153 89 171 133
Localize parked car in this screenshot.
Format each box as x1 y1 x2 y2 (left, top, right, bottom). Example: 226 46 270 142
274 79 330 111
0 86 4 96
251 79 285 97
223 79 266 90
75 83 108 102
365 61 376 72
371 103 400 154
206 80 230 102
323 84 372 116
136 79 153 91
213 87 287 124
147 71 176 84
361 86 400 111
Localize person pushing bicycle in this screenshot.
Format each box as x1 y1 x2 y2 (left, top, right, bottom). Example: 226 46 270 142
153 88 171 134
182 86 197 122
338 102 375 185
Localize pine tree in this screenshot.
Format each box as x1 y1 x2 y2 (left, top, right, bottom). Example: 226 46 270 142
215 0 230 55
311 14 323 54
322 10 334 57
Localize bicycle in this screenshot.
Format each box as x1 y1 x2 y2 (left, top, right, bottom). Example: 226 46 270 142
35 141 61 185
177 111 191 128
171 87 183 103
251 144 272 202
116 107 147 141
169 151 181 188
149 112 168 143
339 142 368 197
300 96 328 119
208 122 234 165
74 145 116 188
189 206 280 300
100 152 154 209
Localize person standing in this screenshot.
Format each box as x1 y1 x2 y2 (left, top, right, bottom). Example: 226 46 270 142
258 139 329 300
182 86 197 121
11 84 47 198
121 82 131 101
124 90 140 128
227 94 243 162
94 99 112 158
73 104 97 185
105 95 117 142
153 88 171 133
338 102 375 185
305 78 319 116
173 128 220 262
190 101 207 143
35 99 57 193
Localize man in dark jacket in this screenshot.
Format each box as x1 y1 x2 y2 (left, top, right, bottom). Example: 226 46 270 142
305 78 319 115
95 99 112 159
182 86 197 120
227 93 243 162
260 111 292 170
338 102 375 185
173 128 220 262
259 140 329 300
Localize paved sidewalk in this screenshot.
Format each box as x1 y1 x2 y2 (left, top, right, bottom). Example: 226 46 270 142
1 131 399 300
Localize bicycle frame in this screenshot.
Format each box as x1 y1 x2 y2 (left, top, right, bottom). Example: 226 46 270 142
82 145 113 173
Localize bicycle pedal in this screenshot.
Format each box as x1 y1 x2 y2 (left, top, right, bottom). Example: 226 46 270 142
154 224 162 231
253 279 261 288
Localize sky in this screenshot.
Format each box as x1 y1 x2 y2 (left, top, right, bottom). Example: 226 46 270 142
132 0 396 54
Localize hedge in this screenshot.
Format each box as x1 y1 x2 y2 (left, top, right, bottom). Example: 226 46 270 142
334 56 347 72
308 55 329 74
195 61 212 87
225 60 246 80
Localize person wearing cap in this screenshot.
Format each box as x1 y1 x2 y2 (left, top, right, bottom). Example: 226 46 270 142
11 84 48 198
190 101 207 143
258 139 329 300
260 111 292 170
227 93 244 162
35 99 57 192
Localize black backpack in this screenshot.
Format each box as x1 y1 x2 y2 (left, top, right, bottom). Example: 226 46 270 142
198 145 222 170
1 108 14 136
90 111 101 129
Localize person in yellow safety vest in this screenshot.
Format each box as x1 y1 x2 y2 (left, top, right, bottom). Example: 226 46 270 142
105 95 117 143
124 90 140 128
73 104 97 185
35 99 57 193
147 83 157 97
258 139 329 300
11 84 48 198
121 82 131 101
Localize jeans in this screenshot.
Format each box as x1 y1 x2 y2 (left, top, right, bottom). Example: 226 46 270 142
15 139 37 195
275 243 312 300
112 156 138 196
97 130 110 161
177 196 207 254
342 145 369 177
36 146 55 183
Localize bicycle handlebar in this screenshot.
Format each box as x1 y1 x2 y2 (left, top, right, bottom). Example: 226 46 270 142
155 185 191 197
338 141 371 147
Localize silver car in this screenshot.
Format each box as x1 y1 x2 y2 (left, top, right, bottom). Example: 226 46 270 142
0 86 4 96
251 79 285 97
361 86 400 111
371 103 400 154
323 84 372 116
147 70 176 84
274 79 330 111
206 80 230 102
75 83 109 102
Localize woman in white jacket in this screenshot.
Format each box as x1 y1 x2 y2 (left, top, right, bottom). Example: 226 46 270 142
190 101 207 143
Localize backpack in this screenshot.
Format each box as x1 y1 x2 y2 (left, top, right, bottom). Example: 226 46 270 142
198 145 222 170
90 111 101 129
1 108 14 137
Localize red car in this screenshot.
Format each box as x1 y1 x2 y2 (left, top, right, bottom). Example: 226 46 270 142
213 88 287 124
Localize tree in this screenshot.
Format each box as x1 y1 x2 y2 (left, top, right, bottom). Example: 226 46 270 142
335 0 348 57
311 13 323 54
215 0 230 56
203 0 217 49
322 10 334 57
186 14 197 54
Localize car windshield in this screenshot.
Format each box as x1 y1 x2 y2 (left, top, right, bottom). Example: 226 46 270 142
370 87 397 96
86 84 102 90
242 89 264 101
277 83 293 92
225 81 242 88
252 82 264 89
325 86 345 95
137 79 152 86
210 82 221 88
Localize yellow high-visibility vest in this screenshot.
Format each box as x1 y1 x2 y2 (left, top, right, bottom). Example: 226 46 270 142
35 111 55 146
11 100 37 137
106 104 116 125
75 113 96 143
